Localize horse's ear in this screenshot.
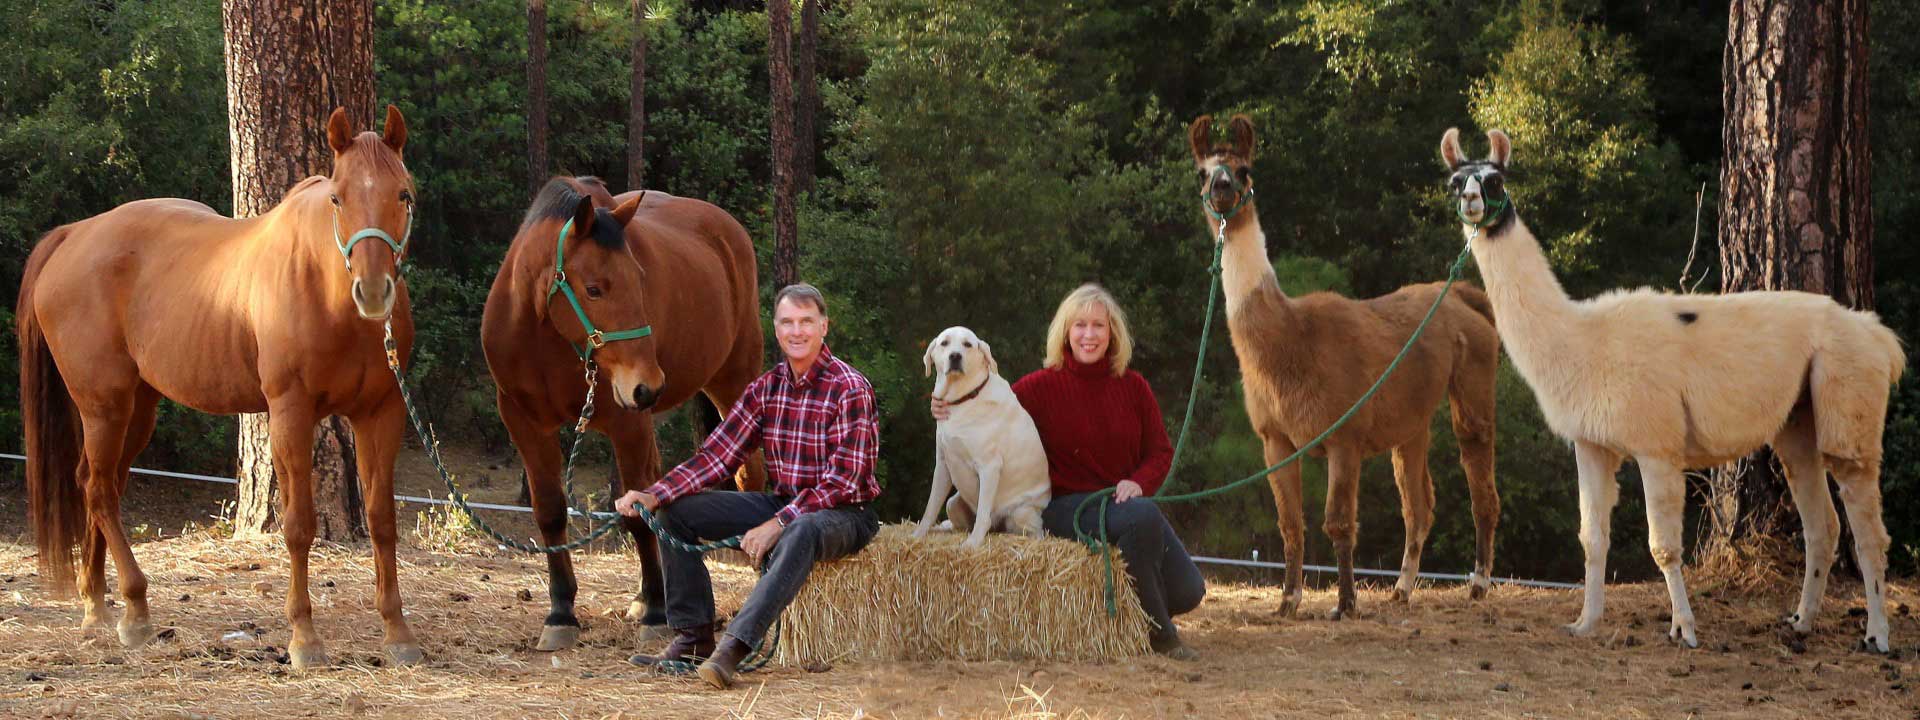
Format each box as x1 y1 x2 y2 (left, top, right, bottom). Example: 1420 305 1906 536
1486 129 1511 167
572 195 597 238
610 194 642 228
1228 114 1256 161
327 107 354 156
1187 115 1213 165
381 104 407 154
1440 128 1465 169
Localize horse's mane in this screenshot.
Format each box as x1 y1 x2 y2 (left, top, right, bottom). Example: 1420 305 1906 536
519 178 624 250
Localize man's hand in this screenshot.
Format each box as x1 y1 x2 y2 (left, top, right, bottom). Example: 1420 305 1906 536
929 397 951 421
614 490 660 518
1113 480 1144 503
741 518 785 564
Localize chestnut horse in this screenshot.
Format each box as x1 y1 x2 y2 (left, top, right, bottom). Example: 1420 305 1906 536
18 107 423 669
482 176 765 650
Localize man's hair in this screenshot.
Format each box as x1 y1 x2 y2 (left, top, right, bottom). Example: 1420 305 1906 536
774 283 829 317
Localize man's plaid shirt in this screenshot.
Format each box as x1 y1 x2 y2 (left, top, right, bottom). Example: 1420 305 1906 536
644 345 881 525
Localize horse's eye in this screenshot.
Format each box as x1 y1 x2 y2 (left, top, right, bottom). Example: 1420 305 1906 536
399 190 414 204
585 285 604 299
329 194 341 206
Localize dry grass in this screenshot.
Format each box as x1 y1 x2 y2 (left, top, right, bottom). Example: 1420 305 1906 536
1 526 1915 719
780 524 1149 664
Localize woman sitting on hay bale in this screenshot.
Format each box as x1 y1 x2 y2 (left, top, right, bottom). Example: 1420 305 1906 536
934 283 1207 660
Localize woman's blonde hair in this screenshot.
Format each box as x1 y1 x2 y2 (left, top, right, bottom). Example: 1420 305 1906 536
1043 283 1134 376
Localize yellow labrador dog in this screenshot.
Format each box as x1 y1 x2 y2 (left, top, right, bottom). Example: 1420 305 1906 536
915 327 1051 548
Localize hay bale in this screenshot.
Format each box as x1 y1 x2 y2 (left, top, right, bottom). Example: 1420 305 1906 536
776 523 1150 664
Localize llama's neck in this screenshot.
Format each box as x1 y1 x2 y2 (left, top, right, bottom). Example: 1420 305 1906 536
1465 216 1579 371
1211 210 1292 323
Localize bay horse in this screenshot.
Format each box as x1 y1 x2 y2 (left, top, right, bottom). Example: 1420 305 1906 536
18 107 424 669
481 176 765 650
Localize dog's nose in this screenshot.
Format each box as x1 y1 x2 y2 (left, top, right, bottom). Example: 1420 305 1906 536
948 352 962 372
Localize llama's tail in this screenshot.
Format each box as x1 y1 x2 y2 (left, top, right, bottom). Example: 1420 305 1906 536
1864 313 1907 385
18 225 87 597
1452 283 1496 328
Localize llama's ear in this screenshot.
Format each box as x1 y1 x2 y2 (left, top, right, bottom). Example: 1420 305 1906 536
1228 114 1256 161
1440 128 1465 169
1486 129 1512 167
381 104 407 154
610 194 642 228
978 337 997 376
1187 115 1213 165
327 107 355 156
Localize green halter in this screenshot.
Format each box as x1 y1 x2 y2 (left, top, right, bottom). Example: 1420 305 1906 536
544 219 654 361
1201 164 1255 225
330 197 413 270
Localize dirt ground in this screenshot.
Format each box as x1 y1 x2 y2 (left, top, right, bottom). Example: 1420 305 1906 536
0 451 1916 719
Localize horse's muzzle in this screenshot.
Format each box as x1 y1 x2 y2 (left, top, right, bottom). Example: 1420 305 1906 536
352 276 398 320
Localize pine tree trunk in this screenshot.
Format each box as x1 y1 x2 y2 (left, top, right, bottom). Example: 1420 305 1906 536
793 0 820 195
223 0 374 541
768 0 799 288
1708 0 1872 558
629 0 649 192
528 0 550 197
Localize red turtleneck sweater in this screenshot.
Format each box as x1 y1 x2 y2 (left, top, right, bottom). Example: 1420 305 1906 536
1010 357 1174 496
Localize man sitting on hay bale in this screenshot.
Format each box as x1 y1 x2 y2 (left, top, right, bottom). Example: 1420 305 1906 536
614 283 882 689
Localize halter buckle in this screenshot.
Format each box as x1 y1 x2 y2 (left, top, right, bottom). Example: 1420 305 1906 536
587 330 608 349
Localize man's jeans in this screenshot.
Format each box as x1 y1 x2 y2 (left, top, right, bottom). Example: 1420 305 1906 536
656 491 879 647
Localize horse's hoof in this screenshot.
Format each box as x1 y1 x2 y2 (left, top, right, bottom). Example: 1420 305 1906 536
636 623 674 643
1469 583 1489 601
386 643 426 667
117 621 155 648
1277 596 1300 618
626 602 668 627
536 625 582 652
289 644 331 670
1391 587 1412 604
79 616 113 636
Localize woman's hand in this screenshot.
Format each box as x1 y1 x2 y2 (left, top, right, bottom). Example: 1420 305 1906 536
1114 480 1144 503
930 397 951 421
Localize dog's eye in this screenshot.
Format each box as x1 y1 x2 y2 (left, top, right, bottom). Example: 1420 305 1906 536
963 341 973 348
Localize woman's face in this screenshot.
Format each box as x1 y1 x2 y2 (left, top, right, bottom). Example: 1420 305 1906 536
1069 302 1112 366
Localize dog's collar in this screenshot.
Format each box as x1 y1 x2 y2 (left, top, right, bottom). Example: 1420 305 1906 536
944 376 991 407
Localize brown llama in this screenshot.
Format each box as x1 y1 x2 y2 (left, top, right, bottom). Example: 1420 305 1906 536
1187 114 1503 618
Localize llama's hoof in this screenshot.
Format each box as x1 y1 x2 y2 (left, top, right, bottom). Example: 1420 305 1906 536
1329 602 1359 621
1390 587 1412 604
1863 635 1890 654
385 642 426 667
1668 624 1699 649
536 625 582 651
1784 612 1814 633
1562 621 1597 638
1469 583 1490 601
1277 595 1301 618
117 621 155 648
289 643 330 670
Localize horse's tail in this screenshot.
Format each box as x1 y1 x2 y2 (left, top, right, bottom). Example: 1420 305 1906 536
1452 283 1496 329
18 226 87 597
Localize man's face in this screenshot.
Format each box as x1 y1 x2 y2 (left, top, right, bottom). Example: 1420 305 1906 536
774 297 829 367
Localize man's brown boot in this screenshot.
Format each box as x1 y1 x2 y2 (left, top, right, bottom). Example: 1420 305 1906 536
627 623 715 667
695 635 751 689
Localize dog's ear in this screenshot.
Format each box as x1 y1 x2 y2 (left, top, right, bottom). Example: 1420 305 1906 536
922 338 937 378
978 337 997 376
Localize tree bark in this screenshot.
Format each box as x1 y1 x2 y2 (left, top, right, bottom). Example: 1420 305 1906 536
223 0 374 541
1708 0 1871 557
793 0 820 195
629 0 649 192
769 0 799 288
528 0 550 197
